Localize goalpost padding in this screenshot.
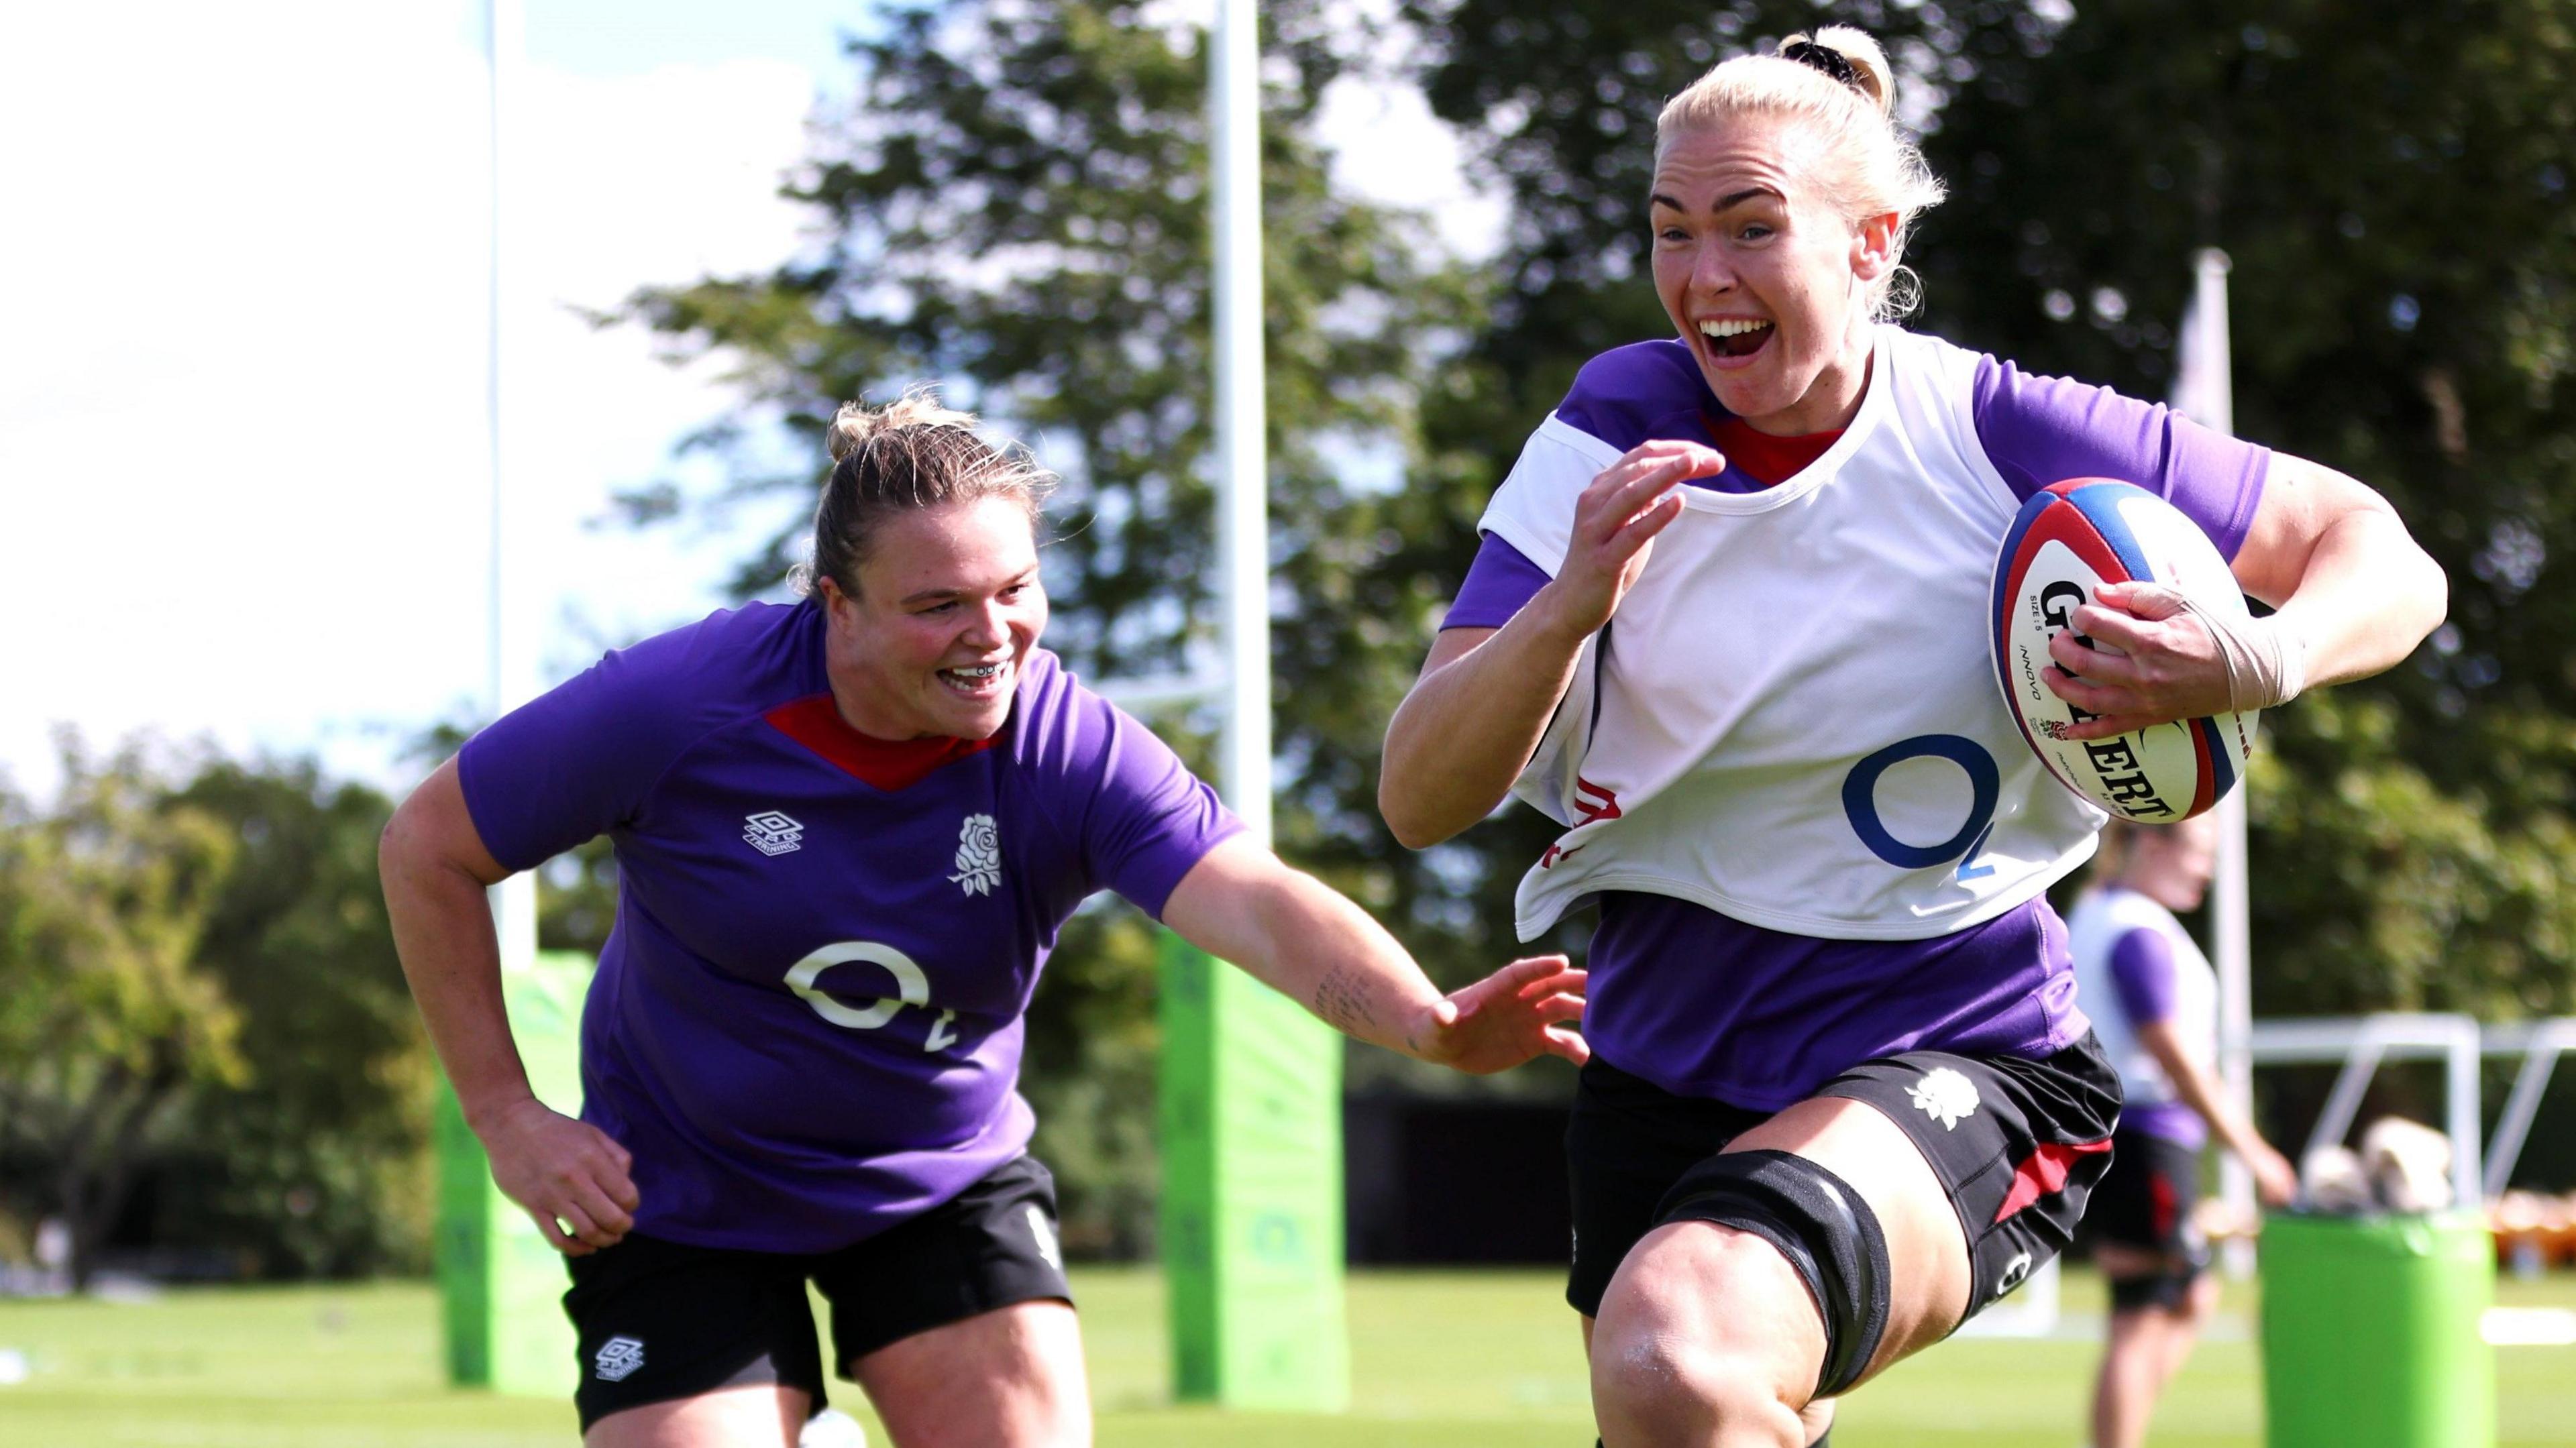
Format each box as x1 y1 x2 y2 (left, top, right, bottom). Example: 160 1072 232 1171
435 948 592 1396
1158 932 1350 1409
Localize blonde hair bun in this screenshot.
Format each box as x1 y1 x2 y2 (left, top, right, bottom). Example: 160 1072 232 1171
800 384 1057 598
826 387 981 463
1782 25 1895 117
1655 23 1943 320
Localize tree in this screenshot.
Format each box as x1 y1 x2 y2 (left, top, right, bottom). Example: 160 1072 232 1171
619 0 1542 1246
616 0 2576 1248
1401 0 2576 1020
1899 0 2576 1022
0 734 242 1287
1386 0 1980 975
0 738 447 1283
157 757 434 1277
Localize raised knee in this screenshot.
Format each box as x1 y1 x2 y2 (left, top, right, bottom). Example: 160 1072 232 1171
1591 1319 1796 1444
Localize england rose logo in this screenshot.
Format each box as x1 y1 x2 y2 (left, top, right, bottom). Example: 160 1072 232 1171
949 814 1002 896
1905 1067 1982 1131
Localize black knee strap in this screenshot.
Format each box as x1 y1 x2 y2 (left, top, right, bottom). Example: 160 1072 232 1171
1654 1150 1890 1399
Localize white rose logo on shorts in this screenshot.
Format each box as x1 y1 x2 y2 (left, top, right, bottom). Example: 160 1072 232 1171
949 814 1002 897
1905 1067 1982 1131
594 1335 645 1382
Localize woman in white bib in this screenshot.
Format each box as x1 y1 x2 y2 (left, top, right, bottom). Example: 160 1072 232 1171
1378 25 2446 1447
2068 816 2298 1448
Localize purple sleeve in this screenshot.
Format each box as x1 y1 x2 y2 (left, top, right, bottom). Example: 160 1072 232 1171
2107 926 2180 1026
1974 355 2270 560
1440 535 1552 630
1032 683 1244 918
455 649 698 873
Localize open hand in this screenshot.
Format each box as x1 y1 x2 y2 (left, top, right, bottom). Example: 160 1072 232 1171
1407 954 1589 1075
1536 442 1723 640
2042 581 2238 740
477 1097 640 1256
2245 1138 2300 1209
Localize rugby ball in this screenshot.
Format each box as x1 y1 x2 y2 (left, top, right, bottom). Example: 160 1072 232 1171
1990 479 2255 822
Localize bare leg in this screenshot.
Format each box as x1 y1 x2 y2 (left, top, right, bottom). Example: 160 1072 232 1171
1588 1098 1973 1446
2154 1273 2218 1387
586 1385 809 1447
1586 1315 1833 1447
2088 1254 2213 1448
852 1300 1089 1448
2090 1304 2168 1448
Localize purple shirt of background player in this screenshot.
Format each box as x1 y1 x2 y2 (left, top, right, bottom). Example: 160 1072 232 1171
378 392 1595 1440
388 414 1586 1258
2104 928 2205 1148
1434 340 2270 1111
458 606 1234 1251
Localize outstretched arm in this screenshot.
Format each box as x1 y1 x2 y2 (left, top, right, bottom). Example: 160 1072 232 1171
1159 835 1588 1073
379 759 638 1254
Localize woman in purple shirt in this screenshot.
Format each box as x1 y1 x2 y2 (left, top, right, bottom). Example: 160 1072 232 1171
1377 24 2443 1448
380 394 1589 1447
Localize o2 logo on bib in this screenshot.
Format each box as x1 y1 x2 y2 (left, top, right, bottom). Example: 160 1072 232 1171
784 940 959 1052
1841 734 2000 880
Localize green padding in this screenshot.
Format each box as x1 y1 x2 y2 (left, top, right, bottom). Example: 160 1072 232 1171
435 950 592 1396
1158 932 1350 1410
2259 1211 2495 1448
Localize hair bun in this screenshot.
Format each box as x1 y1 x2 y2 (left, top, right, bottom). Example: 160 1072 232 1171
1781 26 1894 117
826 388 981 463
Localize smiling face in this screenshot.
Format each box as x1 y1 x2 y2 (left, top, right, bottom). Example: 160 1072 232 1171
1650 115 1896 435
818 495 1046 741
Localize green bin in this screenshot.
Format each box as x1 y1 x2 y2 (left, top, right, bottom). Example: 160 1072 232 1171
2259 1211 2495 1448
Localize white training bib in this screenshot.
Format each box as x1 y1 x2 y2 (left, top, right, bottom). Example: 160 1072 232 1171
2066 887 2217 1109
1485 325 2105 942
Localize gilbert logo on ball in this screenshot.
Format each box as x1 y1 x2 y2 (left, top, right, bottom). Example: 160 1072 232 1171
1988 479 2256 822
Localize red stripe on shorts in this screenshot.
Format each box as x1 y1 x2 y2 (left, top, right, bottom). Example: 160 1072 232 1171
1992 1138 2114 1225
2151 1171 2179 1240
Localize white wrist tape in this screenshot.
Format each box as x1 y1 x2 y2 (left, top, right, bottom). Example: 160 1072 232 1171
2172 593 2308 714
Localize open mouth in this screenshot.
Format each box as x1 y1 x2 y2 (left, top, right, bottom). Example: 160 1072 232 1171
938 661 1009 695
1699 317 1774 360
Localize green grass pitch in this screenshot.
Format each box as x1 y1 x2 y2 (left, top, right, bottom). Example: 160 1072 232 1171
1 1266 2569 1445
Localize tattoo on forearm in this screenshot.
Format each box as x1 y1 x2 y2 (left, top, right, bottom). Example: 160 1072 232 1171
1310 963 1375 1036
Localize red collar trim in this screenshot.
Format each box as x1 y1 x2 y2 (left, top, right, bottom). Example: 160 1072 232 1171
1706 414 1843 488
763 694 1000 791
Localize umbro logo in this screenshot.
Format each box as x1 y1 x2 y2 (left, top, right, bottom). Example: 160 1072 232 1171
743 810 804 856
594 1334 645 1382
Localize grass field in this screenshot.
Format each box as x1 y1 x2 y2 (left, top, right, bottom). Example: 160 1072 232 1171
1 1266 2570 1446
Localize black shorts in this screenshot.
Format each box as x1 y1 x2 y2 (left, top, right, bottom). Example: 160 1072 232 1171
1566 1035 2121 1325
561 1154 1073 1431
2089 1127 2210 1311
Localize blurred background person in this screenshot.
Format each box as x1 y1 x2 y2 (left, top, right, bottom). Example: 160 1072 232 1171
2068 815 2299 1448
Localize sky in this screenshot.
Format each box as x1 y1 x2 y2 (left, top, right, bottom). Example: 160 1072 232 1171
0 1 1495 803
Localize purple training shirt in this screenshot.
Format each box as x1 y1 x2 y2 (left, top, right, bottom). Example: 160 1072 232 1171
1442 337 2270 1111
2106 927 2206 1148
458 600 1241 1253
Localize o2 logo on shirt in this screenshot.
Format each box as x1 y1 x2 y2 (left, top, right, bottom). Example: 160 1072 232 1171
1841 734 2000 881
784 940 960 1052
